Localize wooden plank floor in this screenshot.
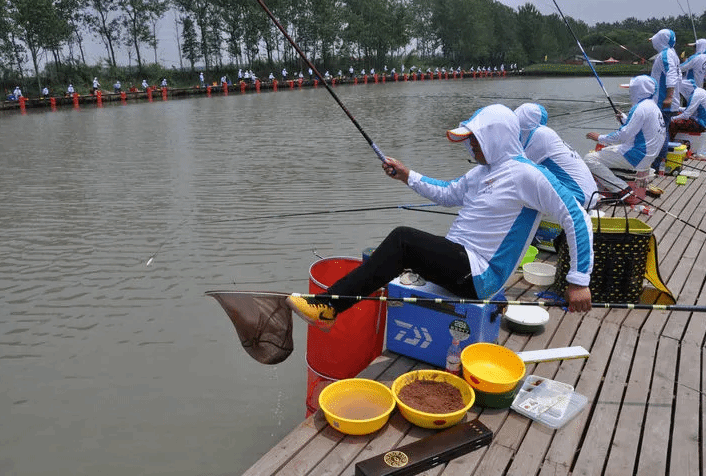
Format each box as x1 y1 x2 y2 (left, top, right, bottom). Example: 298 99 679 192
243 158 706 476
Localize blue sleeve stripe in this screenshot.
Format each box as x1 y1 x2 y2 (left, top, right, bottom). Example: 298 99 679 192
530 160 592 273
542 159 586 205
472 207 539 298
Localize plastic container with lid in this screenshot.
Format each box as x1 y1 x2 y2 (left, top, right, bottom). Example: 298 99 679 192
511 375 588 429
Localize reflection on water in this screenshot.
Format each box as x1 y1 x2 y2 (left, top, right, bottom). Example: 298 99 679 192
0 76 626 475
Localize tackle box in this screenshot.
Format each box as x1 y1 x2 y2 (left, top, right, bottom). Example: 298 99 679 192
386 277 504 369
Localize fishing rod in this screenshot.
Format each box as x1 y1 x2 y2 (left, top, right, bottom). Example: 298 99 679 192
206 290 706 313
144 203 440 265
676 0 699 42
254 0 385 164
602 35 648 63
551 0 624 124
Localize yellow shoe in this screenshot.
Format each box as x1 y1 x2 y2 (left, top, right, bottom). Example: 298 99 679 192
286 295 337 332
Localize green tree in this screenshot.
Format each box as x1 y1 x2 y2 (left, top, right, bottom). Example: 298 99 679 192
85 0 122 67
119 0 169 72
9 0 72 92
180 14 200 70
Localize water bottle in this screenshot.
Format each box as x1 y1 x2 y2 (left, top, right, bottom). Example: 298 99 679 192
445 339 462 375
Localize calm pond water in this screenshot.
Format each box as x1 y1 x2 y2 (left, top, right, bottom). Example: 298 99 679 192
0 75 627 475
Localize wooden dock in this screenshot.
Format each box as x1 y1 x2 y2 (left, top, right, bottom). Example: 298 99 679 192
243 159 706 476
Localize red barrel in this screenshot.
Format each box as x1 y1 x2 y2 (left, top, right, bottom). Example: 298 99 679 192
305 359 337 417
306 257 386 380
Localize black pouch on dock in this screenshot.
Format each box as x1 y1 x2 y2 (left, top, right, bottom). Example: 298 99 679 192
354 419 492 476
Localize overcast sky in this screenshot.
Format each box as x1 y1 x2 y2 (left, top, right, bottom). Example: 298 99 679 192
80 1 703 69
496 0 701 25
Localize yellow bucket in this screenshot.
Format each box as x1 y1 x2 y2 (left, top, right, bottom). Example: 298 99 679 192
391 370 475 429
461 343 526 393
318 378 395 435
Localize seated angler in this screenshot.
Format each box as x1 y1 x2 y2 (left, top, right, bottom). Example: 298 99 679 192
286 104 594 331
669 78 706 139
583 75 665 203
515 103 598 209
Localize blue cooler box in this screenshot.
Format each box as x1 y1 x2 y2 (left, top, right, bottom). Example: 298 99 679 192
386 277 504 368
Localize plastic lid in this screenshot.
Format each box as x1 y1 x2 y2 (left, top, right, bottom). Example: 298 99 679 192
511 375 587 429
504 306 549 326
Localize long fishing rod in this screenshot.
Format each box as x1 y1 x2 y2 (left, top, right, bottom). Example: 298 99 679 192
144 203 439 265
602 35 648 63
676 0 699 42
206 290 706 313
551 0 623 124
254 0 385 163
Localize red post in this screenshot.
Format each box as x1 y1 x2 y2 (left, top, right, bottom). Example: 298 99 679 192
420 72 424 81
273 79 278 91
72 93 79 108
382 74 385 83
18 96 26 114
314 79 318 87
297 78 303 88
289 80 294 89
374 74 378 83
162 87 168 100
255 80 261 92
120 91 127 103
96 90 103 107
445 72 448 80
354 77 358 85
207 85 212 96
223 83 228 95
50 97 57 111
241 81 247 93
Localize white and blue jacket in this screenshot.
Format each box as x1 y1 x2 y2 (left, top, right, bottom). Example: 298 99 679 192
674 78 706 128
650 29 682 112
407 104 593 299
680 39 706 88
598 75 665 168
515 103 598 209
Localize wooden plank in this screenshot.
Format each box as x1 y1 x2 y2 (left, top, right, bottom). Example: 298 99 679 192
542 321 620 470
603 331 658 475
571 326 638 476
635 336 678 476
668 342 701 476
505 316 601 476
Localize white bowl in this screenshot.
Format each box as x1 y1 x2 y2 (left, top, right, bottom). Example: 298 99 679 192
522 262 556 286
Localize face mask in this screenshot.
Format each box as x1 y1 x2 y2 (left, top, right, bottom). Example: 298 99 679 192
464 138 476 164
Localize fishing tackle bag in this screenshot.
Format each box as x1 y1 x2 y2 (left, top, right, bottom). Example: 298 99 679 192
553 205 675 304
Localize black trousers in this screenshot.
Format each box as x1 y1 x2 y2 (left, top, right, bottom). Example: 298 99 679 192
327 226 478 313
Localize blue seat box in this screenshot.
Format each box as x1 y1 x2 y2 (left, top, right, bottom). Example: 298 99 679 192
386 277 504 368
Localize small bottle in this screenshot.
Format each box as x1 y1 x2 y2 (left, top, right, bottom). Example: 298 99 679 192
658 160 666 176
445 339 462 375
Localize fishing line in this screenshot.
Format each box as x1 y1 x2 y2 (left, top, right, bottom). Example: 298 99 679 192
676 0 698 42
144 203 441 265
254 0 386 164
602 35 648 63
551 0 624 124
206 290 706 313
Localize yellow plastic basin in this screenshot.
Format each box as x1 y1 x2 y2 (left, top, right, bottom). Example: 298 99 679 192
461 343 526 393
318 378 395 435
391 370 475 429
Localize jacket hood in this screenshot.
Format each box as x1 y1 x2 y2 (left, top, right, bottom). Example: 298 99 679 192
680 78 697 99
695 39 706 53
514 103 548 146
447 104 523 165
651 29 676 51
629 75 657 104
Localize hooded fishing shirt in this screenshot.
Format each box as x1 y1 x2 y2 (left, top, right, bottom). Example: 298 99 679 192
406 104 593 299
674 78 706 128
650 29 682 112
680 39 706 88
515 103 598 209
598 75 665 167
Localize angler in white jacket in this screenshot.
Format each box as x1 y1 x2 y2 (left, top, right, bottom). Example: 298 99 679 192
650 28 682 169
680 39 706 88
670 78 706 139
584 75 665 196
515 103 598 209
287 104 594 331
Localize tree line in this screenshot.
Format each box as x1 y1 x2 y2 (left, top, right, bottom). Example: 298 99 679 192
2 0 705 95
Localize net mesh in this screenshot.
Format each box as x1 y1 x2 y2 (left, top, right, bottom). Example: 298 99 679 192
207 291 293 365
